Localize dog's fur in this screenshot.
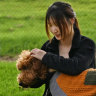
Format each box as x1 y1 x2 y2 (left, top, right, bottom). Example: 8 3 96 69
16 50 49 88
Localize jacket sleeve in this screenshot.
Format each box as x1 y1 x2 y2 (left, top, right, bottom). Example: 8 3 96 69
41 39 95 75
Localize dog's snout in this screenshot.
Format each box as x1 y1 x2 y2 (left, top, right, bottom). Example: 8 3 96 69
19 82 28 88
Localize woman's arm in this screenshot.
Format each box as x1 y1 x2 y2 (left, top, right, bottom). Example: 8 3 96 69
41 39 95 75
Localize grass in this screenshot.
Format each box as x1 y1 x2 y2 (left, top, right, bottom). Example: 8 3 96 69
0 0 96 57
0 61 45 96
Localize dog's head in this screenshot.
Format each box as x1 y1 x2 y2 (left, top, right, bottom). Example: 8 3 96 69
16 50 48 88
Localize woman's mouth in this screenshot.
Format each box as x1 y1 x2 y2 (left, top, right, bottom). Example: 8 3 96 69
55 34 61 37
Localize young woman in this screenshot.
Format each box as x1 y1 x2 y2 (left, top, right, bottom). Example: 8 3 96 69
31 1 95 96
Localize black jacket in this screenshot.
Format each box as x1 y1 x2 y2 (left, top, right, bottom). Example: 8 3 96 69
41 28 95 75
31 27 95 96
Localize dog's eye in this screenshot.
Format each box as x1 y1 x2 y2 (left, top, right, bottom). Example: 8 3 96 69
22 66 27 70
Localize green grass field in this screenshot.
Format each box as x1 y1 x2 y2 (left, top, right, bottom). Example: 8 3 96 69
0 0 96 95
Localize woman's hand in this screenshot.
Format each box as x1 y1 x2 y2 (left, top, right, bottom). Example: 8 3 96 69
30 48 46 60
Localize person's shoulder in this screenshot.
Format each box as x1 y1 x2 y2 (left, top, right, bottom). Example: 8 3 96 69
80 35 95 48
41 40 50 50
42 40 50 47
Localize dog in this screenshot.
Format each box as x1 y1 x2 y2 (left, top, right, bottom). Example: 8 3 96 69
16 50 49 88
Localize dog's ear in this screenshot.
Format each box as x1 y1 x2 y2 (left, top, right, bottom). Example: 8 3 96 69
31 58 48 80
31 58 42 71
38 64 48 79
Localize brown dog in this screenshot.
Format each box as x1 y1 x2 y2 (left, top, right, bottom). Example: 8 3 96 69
16 50 48 88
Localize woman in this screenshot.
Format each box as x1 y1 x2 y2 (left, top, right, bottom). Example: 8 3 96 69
31 1 95 96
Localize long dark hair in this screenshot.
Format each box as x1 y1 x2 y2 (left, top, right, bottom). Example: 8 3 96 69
45 1 80 44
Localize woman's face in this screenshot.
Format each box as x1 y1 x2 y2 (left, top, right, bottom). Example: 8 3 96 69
48 18 74 41
48 18 62 40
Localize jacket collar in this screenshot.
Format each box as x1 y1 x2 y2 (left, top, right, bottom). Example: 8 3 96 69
47 26 81 50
